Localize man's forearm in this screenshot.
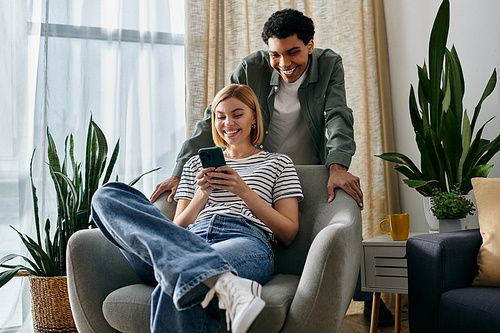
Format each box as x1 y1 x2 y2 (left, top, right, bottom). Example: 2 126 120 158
172 105 215 177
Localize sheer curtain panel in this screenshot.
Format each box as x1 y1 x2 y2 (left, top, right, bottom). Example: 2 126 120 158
0 1 185 332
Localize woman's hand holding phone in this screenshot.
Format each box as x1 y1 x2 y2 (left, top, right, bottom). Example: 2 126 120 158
197 147 250 197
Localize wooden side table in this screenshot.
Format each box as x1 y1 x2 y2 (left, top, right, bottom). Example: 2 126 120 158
360 233 423 333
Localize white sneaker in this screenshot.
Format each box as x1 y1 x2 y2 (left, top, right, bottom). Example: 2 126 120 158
201 274 265 333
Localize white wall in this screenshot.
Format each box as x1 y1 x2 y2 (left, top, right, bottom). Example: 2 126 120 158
383 0 500 232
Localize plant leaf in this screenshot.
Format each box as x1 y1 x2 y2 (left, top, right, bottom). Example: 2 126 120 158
409 85 424 136
0 267 31 288
10 226 54 276
30 149 42 246
445 46 465 124
461 164 494 194
471 69 497 131
128 167 161 187
103 139 120 184
376 152 422 177
0 254 40 276
457 112 472 184
428 0 449 130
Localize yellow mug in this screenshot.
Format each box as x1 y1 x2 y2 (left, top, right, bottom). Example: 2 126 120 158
379 213 410 241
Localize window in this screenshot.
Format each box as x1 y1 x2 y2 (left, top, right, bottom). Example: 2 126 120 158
0 1 185 331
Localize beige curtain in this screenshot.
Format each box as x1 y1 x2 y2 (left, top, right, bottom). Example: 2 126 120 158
184 0 400 240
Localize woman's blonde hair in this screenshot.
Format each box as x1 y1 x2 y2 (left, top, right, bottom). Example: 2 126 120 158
211 84 264 147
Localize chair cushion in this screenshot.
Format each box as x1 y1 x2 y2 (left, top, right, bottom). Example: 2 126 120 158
439 287 500 333
471 178 500 287
103 284 153 333
103 274 300 333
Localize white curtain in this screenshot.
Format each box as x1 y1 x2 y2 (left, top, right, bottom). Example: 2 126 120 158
0 1 185 331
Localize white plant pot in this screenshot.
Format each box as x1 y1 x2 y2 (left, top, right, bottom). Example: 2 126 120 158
439 219 466 233
422 196 439 232
422 195 477 233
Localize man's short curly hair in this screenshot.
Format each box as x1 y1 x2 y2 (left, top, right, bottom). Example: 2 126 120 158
261 9 315 46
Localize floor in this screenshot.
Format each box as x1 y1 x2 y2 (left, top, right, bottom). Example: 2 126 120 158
339 312 409 333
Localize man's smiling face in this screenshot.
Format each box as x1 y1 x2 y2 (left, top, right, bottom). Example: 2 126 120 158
268 34 313 83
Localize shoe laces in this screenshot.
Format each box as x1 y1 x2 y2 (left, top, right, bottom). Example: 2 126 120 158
201 276 245 331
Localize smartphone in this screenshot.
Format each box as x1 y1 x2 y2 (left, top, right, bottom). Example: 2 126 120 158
198 147 226 169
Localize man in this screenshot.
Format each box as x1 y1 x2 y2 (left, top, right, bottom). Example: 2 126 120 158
152 9 362 208
151 8 393 326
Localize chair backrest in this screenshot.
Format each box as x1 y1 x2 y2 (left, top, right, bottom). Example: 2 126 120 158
272 165 332 276
154 165 331 277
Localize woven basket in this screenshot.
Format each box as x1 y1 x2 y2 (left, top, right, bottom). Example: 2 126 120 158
28 275 78 333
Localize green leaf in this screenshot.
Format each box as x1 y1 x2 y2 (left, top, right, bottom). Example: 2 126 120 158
461 164 494 194
417 63 430 118
103 140 120 184
471 69 497 131
51 171 80 233
0 267 30 288
128 167 161 187
10 226 54 276
376 152 423 177
0 254 40 276
393 164 419 180
409 85 424 136
476 132 500 167
44 218 54 262
457 112 472 183
428 0 449 129
91 120 109 184
30 149 42 246
414 130 439 182
462 119 493 175
441 109 462 186
47 128 66 227
445 47 465 124
403 179 438 196
441 75 451 117
84 117 93 208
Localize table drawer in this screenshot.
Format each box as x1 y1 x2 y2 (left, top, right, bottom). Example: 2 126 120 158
368 245 406 258
363 245 408 291
368 276 408 290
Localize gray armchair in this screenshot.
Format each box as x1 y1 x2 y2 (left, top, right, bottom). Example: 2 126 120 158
67 165 362 333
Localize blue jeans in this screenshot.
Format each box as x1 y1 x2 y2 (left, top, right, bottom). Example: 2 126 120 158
91 182 274 333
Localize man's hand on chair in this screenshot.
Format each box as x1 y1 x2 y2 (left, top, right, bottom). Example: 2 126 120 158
150 176 180 203
327 164 363 210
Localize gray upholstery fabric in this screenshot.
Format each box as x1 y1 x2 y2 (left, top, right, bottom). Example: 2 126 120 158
103 284 153 333
67 165 362 332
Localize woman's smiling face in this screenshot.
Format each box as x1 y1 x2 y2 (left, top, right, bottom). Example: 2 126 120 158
214 97 256 147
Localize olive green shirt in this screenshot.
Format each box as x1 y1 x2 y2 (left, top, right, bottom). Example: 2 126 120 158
172 48 356 177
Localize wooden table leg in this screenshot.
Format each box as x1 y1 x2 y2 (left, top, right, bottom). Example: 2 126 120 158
395 293 402 333
370 292 381 333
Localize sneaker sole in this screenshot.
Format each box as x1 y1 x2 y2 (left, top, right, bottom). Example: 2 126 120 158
232 296 266 333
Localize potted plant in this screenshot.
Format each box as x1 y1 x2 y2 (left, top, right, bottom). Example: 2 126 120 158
430 184 475 232
0 117 158 332
377 0 500 197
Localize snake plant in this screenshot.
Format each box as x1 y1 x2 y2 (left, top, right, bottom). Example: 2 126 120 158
377 0 500 196
0 118 159 286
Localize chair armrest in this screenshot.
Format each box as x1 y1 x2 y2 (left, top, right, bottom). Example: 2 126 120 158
67 229 143 333
152 191 177 220
281 189 362 333
406 229 482 333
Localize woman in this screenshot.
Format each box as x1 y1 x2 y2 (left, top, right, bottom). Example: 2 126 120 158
91 84 302 333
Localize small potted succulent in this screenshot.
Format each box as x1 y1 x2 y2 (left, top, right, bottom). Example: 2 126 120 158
430 184 475 232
